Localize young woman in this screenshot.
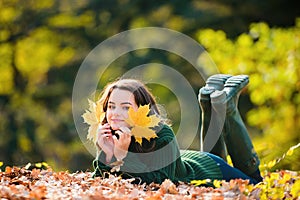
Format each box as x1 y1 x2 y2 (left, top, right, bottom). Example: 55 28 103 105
92 77 263 185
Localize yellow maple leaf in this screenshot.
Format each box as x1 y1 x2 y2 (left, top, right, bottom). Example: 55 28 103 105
125 104 160 145
126 104 150 126
190 179 210 186
267 159 277 169
213 179 222 188
82 99 105 143
286 148 294 156
286 142 300 156
131 126 158 145
226 155 233 167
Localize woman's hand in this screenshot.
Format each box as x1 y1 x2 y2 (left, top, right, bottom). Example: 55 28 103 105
113 127 132 161
97 123 114 163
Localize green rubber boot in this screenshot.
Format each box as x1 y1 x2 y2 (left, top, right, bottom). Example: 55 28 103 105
221 75 260 176
199 74 231 160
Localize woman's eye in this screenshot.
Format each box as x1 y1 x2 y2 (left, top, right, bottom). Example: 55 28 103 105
123 106 130 110
108 105 115 109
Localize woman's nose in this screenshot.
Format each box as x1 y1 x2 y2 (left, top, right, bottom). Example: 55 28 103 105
111 107 121 115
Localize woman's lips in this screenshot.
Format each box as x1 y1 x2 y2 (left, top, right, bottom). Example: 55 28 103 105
111 119 123 123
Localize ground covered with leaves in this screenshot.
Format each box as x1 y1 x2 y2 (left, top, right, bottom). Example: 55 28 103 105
0 165 300 199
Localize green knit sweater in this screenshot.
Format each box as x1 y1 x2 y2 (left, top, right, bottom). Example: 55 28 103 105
93 125 223 184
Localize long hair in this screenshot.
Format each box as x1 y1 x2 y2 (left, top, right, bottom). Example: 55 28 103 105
97 79 162 153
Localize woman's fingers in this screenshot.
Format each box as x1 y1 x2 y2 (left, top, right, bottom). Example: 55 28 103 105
101 133 112 139
114 128 131 152
98 134 111 147
98 123 111 133
98 133 114 163
115 127 131 141
115 131 131 143
97 125 132 162
113 134 130 161
118 127 131 135
97 124 112 142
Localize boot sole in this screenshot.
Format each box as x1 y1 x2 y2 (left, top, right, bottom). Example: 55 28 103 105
224 75 249 102
206 74 232 90
199 74 232 101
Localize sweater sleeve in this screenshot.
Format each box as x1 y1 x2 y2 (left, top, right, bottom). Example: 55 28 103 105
93 125 182 184
121 126 180 184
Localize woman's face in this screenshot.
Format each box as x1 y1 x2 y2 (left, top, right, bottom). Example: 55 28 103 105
106 88 138 130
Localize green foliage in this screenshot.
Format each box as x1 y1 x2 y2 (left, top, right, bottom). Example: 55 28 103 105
197 21 300 170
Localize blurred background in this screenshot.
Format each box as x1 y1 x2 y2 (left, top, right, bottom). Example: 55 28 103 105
0 0 299 172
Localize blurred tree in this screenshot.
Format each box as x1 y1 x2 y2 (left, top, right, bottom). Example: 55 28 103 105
0 0 93 171
197 20 300 170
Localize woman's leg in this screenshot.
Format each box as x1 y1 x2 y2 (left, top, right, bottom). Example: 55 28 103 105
199 74 232 160
211 75 262 181
205 152 260 184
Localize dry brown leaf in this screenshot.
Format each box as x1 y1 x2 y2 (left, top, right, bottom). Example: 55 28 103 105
1 165 299 199
159 179 178 194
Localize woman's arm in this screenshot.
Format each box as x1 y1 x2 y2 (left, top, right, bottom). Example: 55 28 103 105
93 125 183 184
119 125 181 184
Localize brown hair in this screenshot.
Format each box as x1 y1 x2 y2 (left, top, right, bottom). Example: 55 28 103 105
97 79 162 153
